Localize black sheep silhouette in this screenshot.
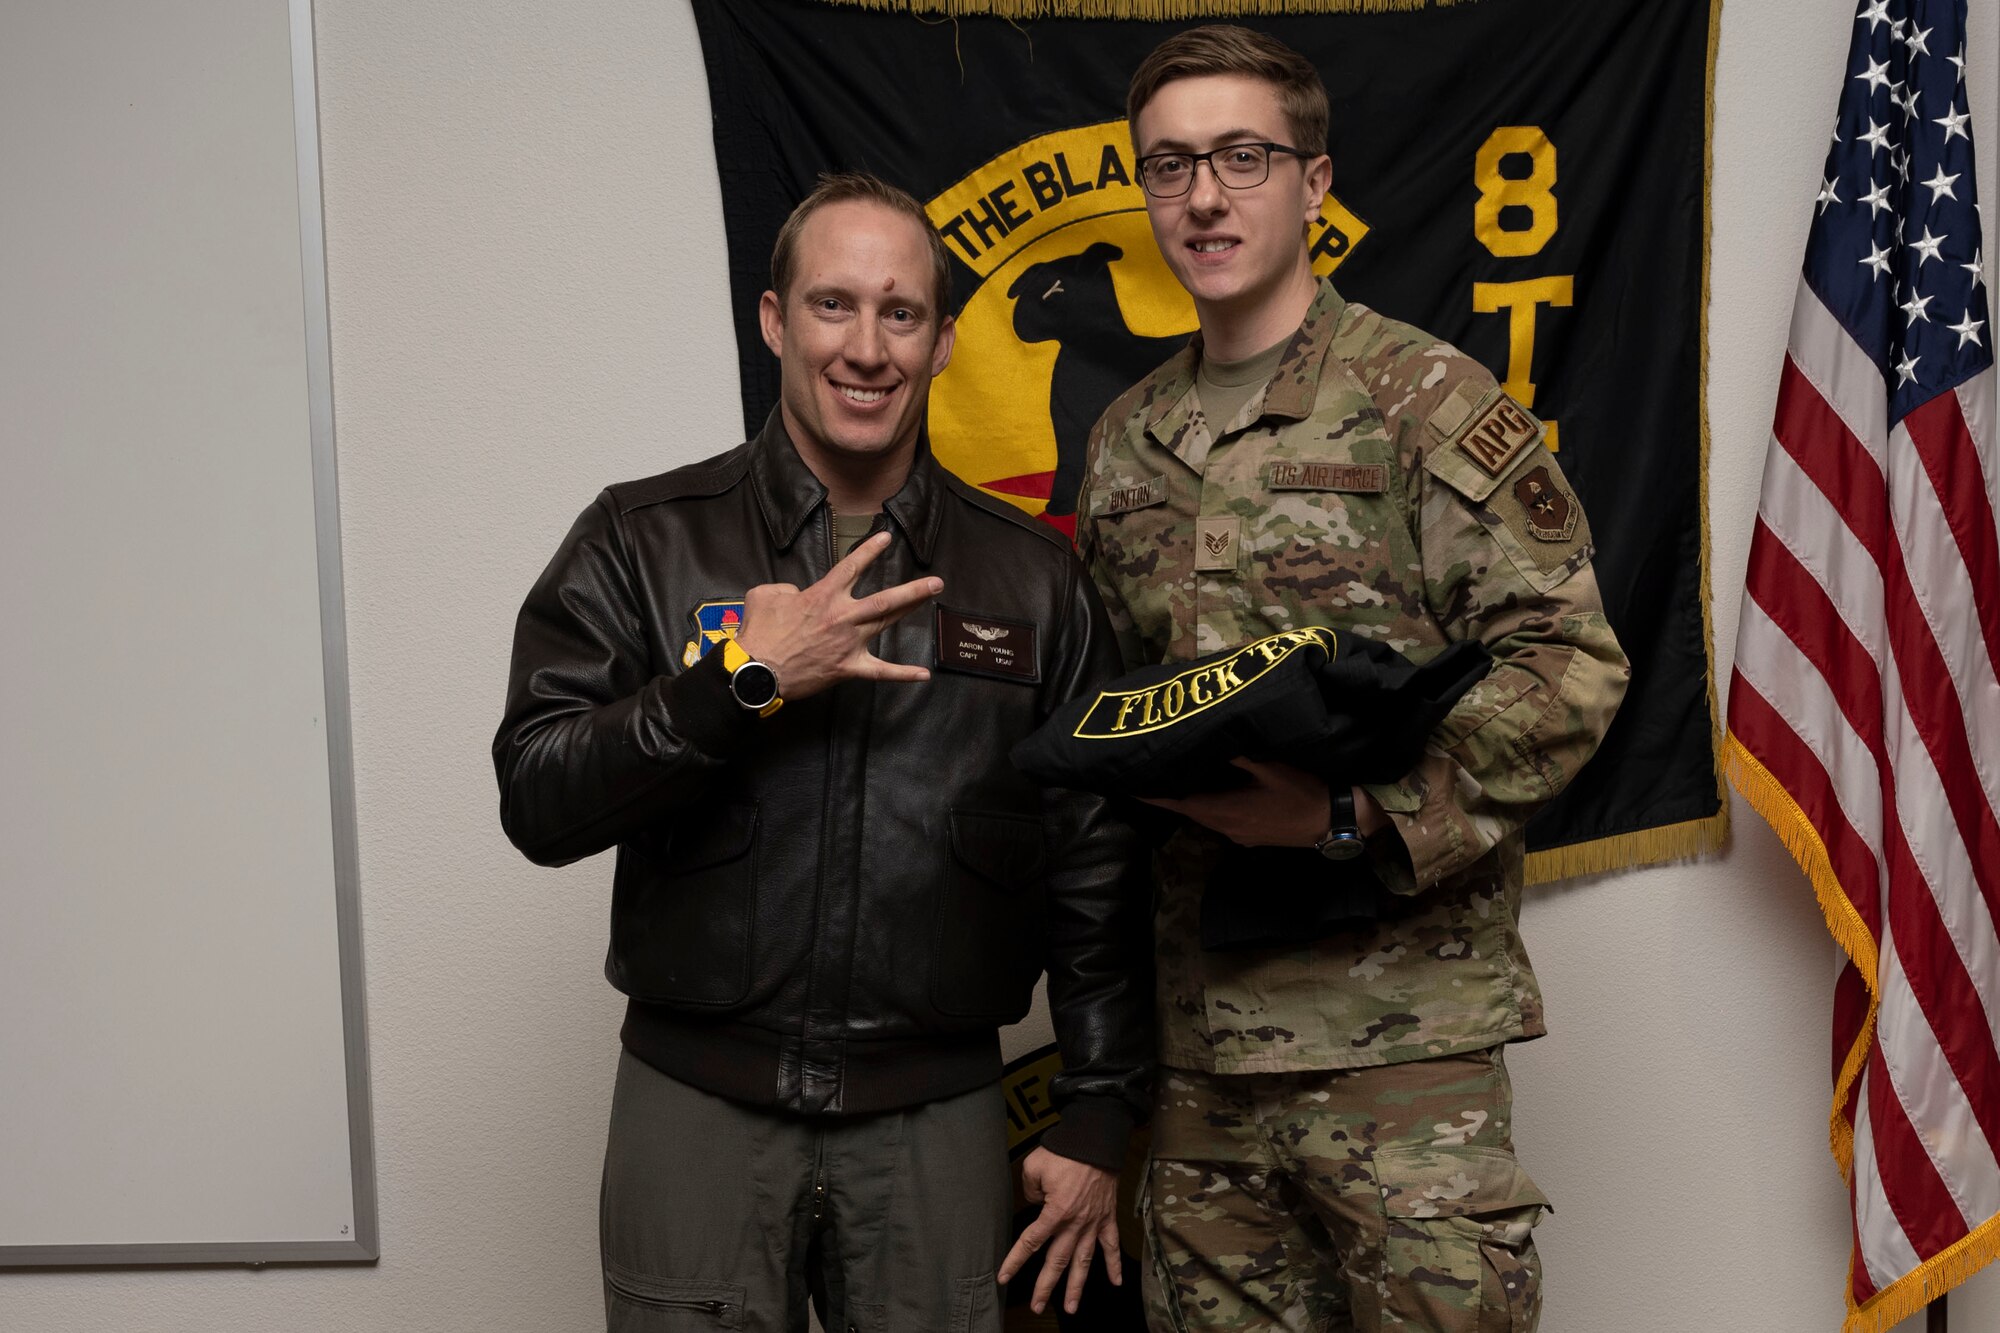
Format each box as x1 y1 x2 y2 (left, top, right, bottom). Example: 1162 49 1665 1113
1007 242 1186 517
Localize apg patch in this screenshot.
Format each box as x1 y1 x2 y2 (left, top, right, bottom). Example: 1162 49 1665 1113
1455 394 1541 477
680 599 746 668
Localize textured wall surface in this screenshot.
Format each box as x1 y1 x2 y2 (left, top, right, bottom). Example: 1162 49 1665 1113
1 1 1995 1329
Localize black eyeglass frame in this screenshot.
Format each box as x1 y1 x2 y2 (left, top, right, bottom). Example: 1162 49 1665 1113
1134 142 1320 199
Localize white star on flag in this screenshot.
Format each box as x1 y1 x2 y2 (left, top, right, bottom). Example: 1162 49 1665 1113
1895 349 1921 385
1901 289 1935 323
1859 118 1893 152
1857 0 1891 30
1935 103 1971 142
1922 166 1959 202
1947 311 1984 349
1904 23 1931 55
1860 240 1893 278
1818 176 1844 212
1861 179 1893 216
1966 248 1985 291
1910 226 1948 266
1856 56 1892 91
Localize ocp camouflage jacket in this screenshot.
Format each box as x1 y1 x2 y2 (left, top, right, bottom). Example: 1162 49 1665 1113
1077 278 1630 1075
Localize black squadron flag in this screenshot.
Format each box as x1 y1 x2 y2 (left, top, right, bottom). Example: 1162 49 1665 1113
691 0 1726 883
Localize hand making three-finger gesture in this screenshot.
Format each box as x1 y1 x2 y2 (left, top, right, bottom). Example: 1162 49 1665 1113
732 530 941 701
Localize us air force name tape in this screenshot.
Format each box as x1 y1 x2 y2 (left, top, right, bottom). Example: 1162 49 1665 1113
1012 625 1493 800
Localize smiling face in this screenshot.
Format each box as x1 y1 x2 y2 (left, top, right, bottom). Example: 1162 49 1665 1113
759 199 955 486
1134 73 1330 341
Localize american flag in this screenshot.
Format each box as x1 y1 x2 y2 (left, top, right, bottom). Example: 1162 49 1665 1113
1725 1 1996 1328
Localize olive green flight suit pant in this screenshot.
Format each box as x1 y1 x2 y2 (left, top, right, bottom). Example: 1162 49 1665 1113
1143 1049 1546 1333
601 1051 1010 1333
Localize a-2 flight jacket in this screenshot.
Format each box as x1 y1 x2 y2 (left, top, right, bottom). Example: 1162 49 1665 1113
494 412 1153 1168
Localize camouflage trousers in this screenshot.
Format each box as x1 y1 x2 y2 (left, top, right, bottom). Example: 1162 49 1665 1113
1141 1049 1546 1333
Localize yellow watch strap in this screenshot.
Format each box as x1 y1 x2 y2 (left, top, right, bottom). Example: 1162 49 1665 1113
719 638 782 717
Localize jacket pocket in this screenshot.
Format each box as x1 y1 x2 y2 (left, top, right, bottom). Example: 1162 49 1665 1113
603 1265 745 1330
612 803 758 1007
930 810 1046 1021
1374 1145 1547 1333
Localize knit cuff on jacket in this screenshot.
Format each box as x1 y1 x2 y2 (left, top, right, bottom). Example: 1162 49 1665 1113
1037 1095 1138 1173
665 648 762 759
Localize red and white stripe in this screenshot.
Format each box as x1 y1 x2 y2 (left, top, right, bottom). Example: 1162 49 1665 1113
1728 277 2000 1314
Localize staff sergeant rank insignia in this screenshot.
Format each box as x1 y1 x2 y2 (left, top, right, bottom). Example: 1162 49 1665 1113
681 599 746 668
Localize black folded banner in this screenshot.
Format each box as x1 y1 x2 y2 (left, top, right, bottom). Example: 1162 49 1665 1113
1012 626 1492 799
690 0 1727 881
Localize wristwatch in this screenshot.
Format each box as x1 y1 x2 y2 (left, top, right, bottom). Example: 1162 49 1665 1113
1314 787 1366 861
720 639 783 718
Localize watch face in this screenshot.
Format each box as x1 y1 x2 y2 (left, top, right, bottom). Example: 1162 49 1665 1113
1319 833 1366 861
730 661 778 710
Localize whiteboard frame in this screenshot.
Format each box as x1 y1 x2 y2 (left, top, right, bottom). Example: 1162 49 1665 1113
0 0 379 1268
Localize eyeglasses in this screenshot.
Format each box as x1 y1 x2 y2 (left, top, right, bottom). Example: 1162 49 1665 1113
1135 142 1317 199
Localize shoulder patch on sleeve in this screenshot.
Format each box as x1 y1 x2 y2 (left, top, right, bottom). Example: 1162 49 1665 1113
1424 379 1484 442
1422 389 1546 503
1476 451 1596 593
1447 392 1541 478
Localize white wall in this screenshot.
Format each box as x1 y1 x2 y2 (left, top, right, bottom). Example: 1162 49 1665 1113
0 1 1994 1329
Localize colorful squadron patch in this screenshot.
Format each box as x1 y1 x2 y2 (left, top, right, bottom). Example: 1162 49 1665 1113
680 599 746 668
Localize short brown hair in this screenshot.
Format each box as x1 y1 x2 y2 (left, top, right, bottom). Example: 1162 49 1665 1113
769 171 954 317
1126 25 1329 156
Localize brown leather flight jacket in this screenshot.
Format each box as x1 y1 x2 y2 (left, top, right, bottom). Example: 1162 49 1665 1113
494 414 1152 1167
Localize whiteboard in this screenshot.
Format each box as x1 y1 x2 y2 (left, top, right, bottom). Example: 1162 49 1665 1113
0 0 376 1264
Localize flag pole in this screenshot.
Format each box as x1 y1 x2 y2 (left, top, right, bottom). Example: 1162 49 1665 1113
1928 1294 1947 1332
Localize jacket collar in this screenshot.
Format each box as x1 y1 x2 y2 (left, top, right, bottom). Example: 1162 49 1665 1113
1143 277 1347 456
747 408 945 567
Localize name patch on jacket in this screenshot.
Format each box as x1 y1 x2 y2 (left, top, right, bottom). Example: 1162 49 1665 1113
680 599 745 668
1096 474 1168 516
1073 626 1338 738
935 608 1039 683
1265 460 1388 493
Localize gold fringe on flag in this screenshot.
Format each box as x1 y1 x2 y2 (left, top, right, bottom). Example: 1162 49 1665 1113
1846 1209 2000 1333
1523 814 1728 886
805 0 1482 16
1690 0 1733 861
1726 736 1880 1173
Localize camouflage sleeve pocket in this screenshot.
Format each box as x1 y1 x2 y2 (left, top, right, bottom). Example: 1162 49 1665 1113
1374 1145 1547 1332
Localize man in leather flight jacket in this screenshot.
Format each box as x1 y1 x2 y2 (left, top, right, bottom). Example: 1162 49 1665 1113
494 173 1151 1328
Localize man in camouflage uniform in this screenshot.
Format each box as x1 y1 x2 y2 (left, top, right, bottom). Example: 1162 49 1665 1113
1076 27 1631 1332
